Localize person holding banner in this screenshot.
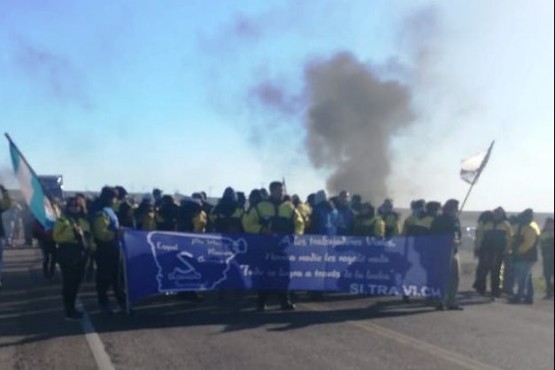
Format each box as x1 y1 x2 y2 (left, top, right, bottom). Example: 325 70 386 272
53 197 92 320
378 198 400 238
92 186 127 314
210 187 245 234
243 181 304 312
0 184 13 289
431 199 464 311
352 202 385 238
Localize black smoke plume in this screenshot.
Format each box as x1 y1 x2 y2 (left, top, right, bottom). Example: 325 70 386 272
303 52 414 201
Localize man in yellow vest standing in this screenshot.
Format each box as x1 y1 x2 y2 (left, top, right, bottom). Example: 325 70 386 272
243 181 304 312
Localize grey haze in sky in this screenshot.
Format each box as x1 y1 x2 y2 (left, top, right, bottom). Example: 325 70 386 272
303 52 414 202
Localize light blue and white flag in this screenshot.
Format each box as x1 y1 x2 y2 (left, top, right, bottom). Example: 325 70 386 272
5 134 57 229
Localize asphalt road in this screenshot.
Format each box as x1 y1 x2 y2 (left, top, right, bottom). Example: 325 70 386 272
0 247 553 370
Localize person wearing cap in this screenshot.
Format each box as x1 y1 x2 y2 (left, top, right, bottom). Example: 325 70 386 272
0 184 12 289
540 217 554 299
510 209 540 304
243 181 304 311
431 199 463 311
53 197 92 320
92 186 126 314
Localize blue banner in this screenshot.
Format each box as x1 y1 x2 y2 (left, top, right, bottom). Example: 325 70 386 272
123 231 453 305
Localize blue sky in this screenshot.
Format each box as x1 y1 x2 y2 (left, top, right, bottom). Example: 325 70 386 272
0 0 553 213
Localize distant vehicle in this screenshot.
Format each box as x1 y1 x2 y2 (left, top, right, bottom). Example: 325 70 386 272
38 175 64 200
460 226 476 251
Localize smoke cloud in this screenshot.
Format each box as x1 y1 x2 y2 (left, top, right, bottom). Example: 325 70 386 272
205 4 442 203
0 166 17 189
303 52 415 202
13 36 91 109
248 79 302 116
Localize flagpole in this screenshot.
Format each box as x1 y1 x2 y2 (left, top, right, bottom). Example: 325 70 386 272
459 141 495 214
459 182 476 214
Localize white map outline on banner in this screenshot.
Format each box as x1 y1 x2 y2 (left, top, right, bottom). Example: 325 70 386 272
146 232 248 293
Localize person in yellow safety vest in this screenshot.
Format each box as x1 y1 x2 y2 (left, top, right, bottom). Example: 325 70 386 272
210 187 245 233
0 184 12 290
210 187 245 303
242 181 304 311
177 197 207 233
92 186 127 314
292 194 311 233
509 209 540 304
500 214 520 295
74 193 94 268
402 200 428 236
114 186 136 228
378 198 400 238
53 197 93 320
401 200 439 304
473 207 512 298
540 217 554 299
420 201 441 230
352 202 385 238
135 197 157 231
156 195 179 231
174 197 207 302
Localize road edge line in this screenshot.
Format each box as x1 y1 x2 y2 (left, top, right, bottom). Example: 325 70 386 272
76 299 116 370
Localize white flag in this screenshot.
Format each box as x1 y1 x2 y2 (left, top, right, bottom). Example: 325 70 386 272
460 141 494 185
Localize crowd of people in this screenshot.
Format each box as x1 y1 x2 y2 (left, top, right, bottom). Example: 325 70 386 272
0 181 553 321
472 208 554 303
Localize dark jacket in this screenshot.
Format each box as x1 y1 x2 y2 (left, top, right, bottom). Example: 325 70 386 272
431 214 462 253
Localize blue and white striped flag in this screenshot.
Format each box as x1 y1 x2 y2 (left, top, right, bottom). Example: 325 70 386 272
5 134 57 229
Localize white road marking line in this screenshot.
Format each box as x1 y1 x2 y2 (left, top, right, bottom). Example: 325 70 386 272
76 299 116 370
301 302 503 370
